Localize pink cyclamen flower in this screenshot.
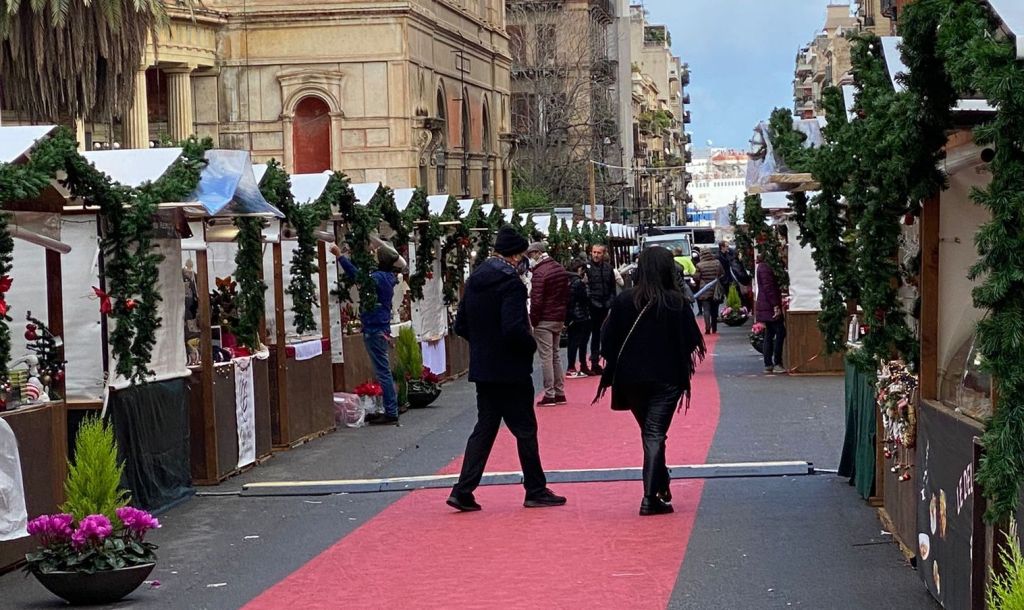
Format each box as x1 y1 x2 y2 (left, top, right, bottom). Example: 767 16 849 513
27 513 75 545
72 515 113 549
116 506 161 536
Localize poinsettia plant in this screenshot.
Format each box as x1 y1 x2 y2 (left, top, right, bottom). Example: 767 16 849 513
24 507 160 575
354 381 383 398
410 366 442 394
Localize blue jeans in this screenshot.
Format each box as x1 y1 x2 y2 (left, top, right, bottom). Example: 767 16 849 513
363 331 398 417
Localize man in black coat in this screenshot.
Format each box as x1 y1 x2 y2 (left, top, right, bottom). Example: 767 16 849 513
584 244 617 374
447 226 567 512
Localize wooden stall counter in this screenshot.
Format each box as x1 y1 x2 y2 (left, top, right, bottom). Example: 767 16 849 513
0 401 67 572
187 356 273 485
784 311 845 375
269 339 335 449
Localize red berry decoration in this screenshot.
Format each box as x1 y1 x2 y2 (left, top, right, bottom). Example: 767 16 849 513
903 213 915 226
426 271 434 280
24 330 38 341
54 371 65 382
125 299 137 311
26 323 37 332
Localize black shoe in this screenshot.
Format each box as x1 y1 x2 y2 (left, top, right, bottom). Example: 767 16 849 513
640 496 674 516
657 487 672 505
367 413 399 426
524 488 567 508
446 493 482 512
553 394 567 405
591 364 604 375
537 396 561 407
583 368 599 377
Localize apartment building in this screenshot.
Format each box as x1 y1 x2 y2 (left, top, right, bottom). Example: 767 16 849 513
793 3 859 119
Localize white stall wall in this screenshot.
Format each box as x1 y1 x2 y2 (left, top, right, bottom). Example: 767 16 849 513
937 169 991 387
412 254 447 342
60 218 104 401
786 220 823 312
263 242 322 344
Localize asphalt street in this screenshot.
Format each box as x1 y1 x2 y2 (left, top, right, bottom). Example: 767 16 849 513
1 325 937 609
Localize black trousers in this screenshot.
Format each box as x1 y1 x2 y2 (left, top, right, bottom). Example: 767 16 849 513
621 383 682 498
763 319 786 368
701 299 720 333
566 321 590 370
453 382 547 497
589 305 609 367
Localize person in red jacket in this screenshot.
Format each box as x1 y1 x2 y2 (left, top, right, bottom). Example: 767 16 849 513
527 242 570 406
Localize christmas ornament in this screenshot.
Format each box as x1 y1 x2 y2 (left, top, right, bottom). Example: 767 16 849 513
92 286 112 314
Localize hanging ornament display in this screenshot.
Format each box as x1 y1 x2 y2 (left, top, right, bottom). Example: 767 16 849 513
877 360 918 482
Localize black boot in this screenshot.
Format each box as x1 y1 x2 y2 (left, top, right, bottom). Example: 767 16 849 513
640 496 674 516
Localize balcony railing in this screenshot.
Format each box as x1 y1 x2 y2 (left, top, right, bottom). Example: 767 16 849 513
589 0 613 23
683 111 691 124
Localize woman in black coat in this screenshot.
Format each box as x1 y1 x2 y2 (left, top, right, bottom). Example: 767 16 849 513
595 247 706 516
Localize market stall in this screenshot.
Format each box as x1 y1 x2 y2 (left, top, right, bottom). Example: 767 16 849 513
178 151 284 483
0 125 71 571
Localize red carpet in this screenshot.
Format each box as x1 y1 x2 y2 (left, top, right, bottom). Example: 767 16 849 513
244 336 720 609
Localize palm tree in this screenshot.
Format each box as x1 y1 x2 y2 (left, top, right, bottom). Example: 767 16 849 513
0 0 172 122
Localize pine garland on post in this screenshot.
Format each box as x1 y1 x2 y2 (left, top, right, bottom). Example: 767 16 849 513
743 194 788 293
404 188 443 301
729 200 754 276
440 197 471 306
233 217 267 350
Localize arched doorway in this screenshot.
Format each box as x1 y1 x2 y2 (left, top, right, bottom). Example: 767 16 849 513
292 96 331 173
482 101 492 201
435 88 448 193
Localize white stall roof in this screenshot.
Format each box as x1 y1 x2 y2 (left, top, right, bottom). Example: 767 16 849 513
81 148 183 188
988 0 1024 59
427 194 450 216
0 125 56 164
480 203 495 217
252 164 268 185
291 172 333 205
458 198 476 216
532 213 552 236
502 208 514 222
842 84 857 123
880 36 995 113
393 188 417 211
351 182 381 206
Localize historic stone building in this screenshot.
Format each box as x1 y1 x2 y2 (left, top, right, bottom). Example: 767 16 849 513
6 1 514 203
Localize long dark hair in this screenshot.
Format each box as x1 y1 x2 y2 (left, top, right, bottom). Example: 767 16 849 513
633 247 682 311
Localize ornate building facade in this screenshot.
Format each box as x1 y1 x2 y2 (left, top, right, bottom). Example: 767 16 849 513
4 1 513 203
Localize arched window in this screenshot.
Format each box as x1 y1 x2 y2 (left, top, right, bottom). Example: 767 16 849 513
293 96 331 173
460 92 471 196
482 102 492 201
435 88 448 193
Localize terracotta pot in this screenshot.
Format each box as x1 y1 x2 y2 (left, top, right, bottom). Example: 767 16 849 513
32 562 155 605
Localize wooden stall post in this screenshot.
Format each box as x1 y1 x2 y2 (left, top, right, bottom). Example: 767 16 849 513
272 241 290 445
920 194 940 401
317 242 331 338
44 249 68 501
193 247 218 484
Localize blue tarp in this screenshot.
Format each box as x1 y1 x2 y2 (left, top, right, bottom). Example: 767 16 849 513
190 150 284 218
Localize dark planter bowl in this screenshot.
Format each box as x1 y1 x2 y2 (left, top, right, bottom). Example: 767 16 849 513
722 315 750 327
32 562 155 605
408 385 441 408
751 336 765 354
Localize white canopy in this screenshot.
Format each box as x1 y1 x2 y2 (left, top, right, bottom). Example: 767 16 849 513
81 148 183 188
427 195 449 216
0 125 56 164
841 84 857 123
252 164 269 185
292 172 333 205
480 203 495 217
987 0 1024 59
393 188 417 212
532 214 552 237
880 36 995 113
351 182 381 206
502 208 515 223
457 199 476 216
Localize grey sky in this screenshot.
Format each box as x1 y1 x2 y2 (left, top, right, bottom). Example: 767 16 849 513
635 0 834 150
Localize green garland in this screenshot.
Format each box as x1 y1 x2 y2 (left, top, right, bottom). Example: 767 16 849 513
440 197 471 306
743 194 788 293
464 200 498 270
376 186 409 255
909 0 1024 522
404 188 443 301
340 179 382 314
232 217 267 350
767 107 814 173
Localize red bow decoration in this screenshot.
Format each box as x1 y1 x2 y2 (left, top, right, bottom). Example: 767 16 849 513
0 275 12 294
0 299 8 317
92 286 112 314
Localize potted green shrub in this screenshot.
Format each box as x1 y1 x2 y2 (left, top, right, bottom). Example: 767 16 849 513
24 416 160 605
720 284 750 327
394 327 442 408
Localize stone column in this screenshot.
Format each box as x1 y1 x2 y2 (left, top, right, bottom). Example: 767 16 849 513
165 66 195 142
123 68 150 149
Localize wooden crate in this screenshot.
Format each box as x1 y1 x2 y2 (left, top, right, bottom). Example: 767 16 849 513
0 402 67 572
